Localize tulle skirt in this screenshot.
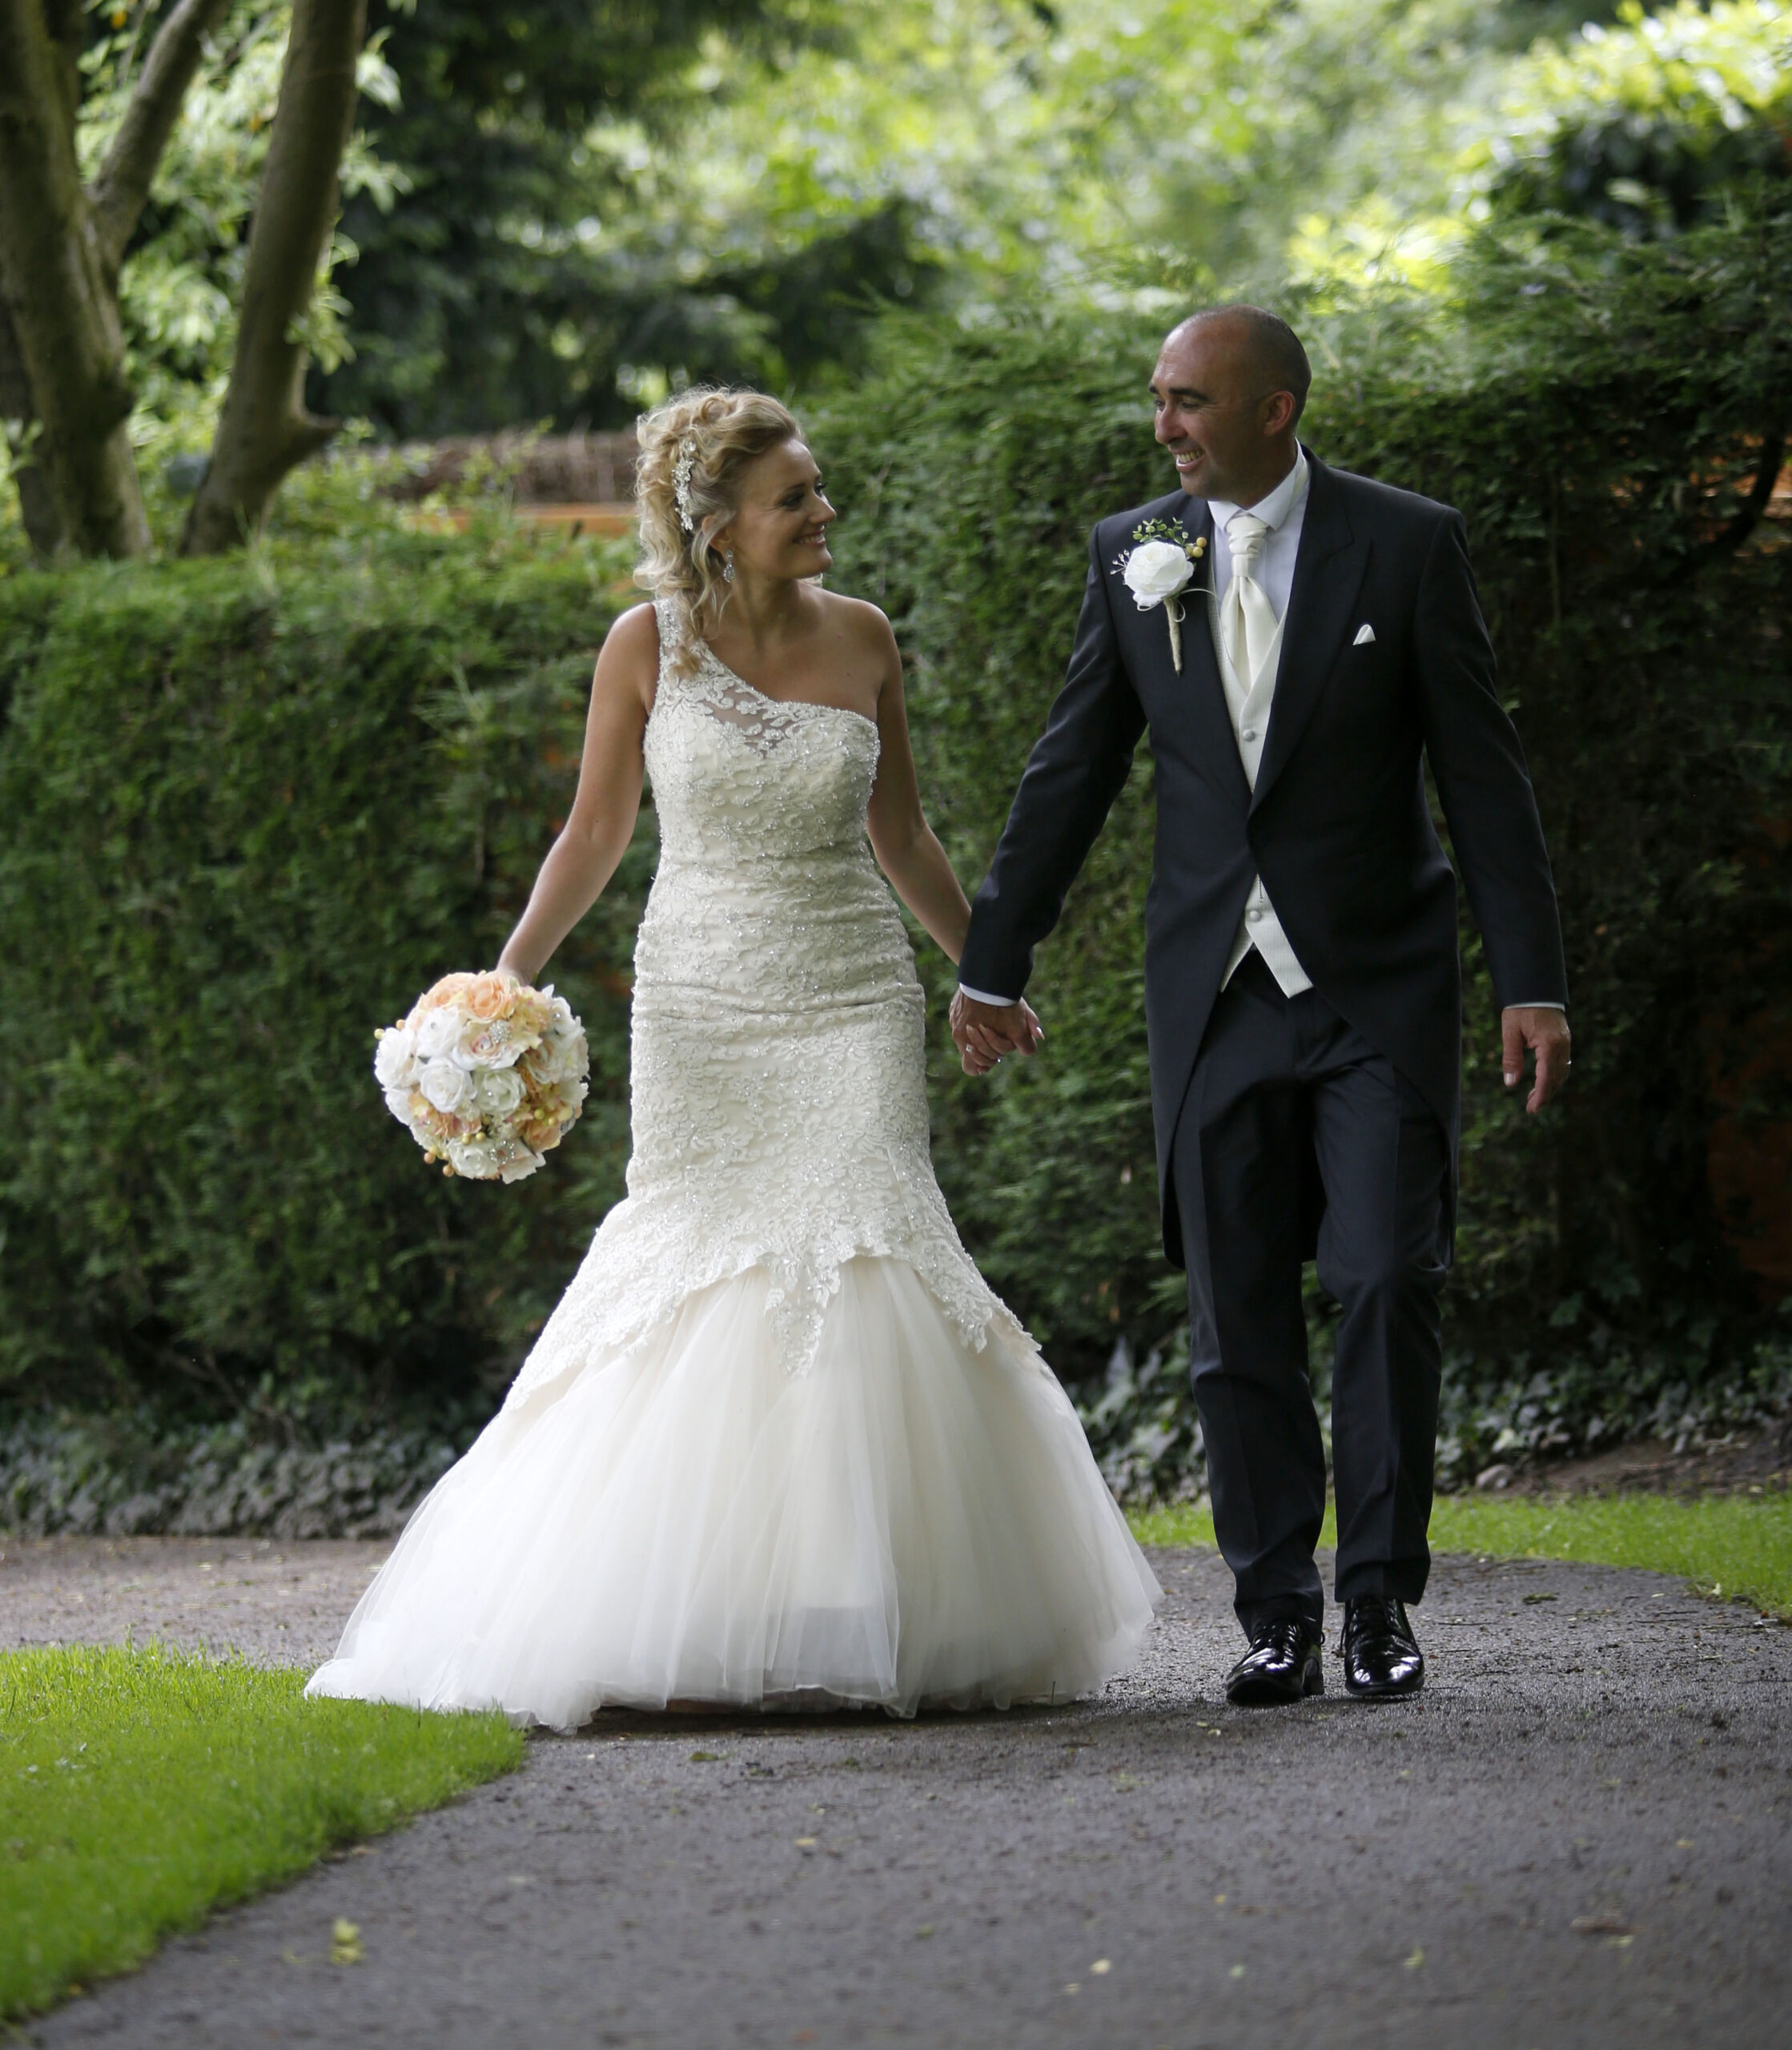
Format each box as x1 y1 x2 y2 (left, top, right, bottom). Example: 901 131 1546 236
305 1258 1159 1726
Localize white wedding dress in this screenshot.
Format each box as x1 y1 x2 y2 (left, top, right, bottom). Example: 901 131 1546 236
307 609 1159 1726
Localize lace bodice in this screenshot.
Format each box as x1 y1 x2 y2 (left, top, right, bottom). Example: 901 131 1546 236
504 607 1027 1405
645 640 881 866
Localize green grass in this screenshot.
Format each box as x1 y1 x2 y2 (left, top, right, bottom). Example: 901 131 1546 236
1129 1490 1792 1618
0 1645 523 2020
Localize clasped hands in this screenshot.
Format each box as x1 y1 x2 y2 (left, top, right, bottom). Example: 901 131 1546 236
950 990 1045 1076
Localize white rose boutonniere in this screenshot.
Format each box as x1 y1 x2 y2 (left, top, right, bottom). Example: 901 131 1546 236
1114 520 1210 672
1123 539 1194 606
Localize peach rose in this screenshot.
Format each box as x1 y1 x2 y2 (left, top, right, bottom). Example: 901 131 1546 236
417 971 475 1012
464 971 517 1023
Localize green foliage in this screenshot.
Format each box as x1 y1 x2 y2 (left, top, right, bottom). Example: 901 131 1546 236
311 0 1653 436
0 1643 522 2018
0 1405 469 1538
1484 0 1792 236
313 0 861 436
809 188 1792 1406
18 0 1784 475
0 519 646 1425
1128 1489 1792 1618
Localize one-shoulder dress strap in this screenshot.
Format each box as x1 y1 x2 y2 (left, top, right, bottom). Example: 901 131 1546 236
647 596 690 719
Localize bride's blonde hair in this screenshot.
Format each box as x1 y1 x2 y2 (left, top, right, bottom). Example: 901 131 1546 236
634 386 804 678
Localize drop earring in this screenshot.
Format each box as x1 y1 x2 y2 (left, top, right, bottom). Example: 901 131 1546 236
722 550 736 585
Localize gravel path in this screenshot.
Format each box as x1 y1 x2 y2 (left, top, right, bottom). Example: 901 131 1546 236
8 1538 1791 2049
0 1536 388 1666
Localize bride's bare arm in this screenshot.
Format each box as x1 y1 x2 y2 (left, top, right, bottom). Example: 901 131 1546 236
495 605 658 984
863 613 979 967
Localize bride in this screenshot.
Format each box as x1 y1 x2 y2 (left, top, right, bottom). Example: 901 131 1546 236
307 388 1159 1726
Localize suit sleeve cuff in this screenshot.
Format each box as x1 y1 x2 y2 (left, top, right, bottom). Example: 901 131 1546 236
958 984 1020 1007
1505 1000 1566 1011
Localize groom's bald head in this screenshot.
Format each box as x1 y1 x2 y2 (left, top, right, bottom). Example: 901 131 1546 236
1165 305 1312 423
1151 304 1309 507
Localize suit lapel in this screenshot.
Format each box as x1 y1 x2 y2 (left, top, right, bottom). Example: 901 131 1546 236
1156 495 1249 806
1249 452 1369 816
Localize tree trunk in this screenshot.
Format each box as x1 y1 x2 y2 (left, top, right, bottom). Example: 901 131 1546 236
0 299 69 562
182 0 367 555
0 0 149 560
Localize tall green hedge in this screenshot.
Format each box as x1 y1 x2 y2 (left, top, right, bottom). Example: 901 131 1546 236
0 530 646 1428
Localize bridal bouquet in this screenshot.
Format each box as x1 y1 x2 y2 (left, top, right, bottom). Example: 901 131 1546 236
374 971 589 1182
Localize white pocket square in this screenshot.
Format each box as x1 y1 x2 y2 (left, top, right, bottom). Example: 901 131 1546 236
1352 623 1376 646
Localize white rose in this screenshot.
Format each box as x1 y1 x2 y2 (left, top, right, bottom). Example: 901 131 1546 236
550 1076 589 1122
499 1147 544 1185
374 1026 419 1091
416 1008 460 1060
447 1136 504 1180
382 1085 416 1128
531 1029 585 1085
459 1018 523 1070
419 1058 474 1115
1122 539 1194 609
472 1067 527 1120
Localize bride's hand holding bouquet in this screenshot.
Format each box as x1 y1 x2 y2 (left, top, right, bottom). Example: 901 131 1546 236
375 968 589 1182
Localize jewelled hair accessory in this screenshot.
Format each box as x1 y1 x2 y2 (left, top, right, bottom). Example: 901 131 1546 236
672 435 697 533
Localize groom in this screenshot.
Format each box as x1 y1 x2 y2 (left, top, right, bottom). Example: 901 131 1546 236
953 306 1570 1705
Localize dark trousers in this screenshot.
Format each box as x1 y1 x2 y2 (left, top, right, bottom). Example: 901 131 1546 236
1171 951 1451 1636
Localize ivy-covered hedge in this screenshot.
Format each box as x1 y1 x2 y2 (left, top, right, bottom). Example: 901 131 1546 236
0 527 648 1433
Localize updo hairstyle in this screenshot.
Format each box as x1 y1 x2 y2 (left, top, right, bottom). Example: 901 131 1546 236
634 387 804 677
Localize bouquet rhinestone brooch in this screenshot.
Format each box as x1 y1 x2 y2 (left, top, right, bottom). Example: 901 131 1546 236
375 971 589 1181
1113 519 1208 672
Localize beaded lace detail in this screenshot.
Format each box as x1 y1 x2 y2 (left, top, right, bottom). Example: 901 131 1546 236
504 605 1026 1405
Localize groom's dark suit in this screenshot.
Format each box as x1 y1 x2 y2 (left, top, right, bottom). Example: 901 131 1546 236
959 448 1567 1630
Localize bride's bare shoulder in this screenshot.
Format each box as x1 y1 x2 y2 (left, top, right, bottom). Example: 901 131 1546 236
593 601 662 705
602 602 661 659
815 588 898 656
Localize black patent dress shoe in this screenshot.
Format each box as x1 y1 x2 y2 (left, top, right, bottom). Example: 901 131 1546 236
1340 1595 1424 1698
1223 1619 1324 1706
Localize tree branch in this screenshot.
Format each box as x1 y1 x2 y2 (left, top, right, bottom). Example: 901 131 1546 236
0 0 149 558
91 0 237 277
1710 426 1785 560
1667 425 1786 585
182 0 368 553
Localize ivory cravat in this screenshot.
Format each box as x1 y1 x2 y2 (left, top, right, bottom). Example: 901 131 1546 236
1220 512 1280 696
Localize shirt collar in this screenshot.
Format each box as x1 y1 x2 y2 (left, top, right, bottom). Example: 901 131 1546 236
1206 446 1308 536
